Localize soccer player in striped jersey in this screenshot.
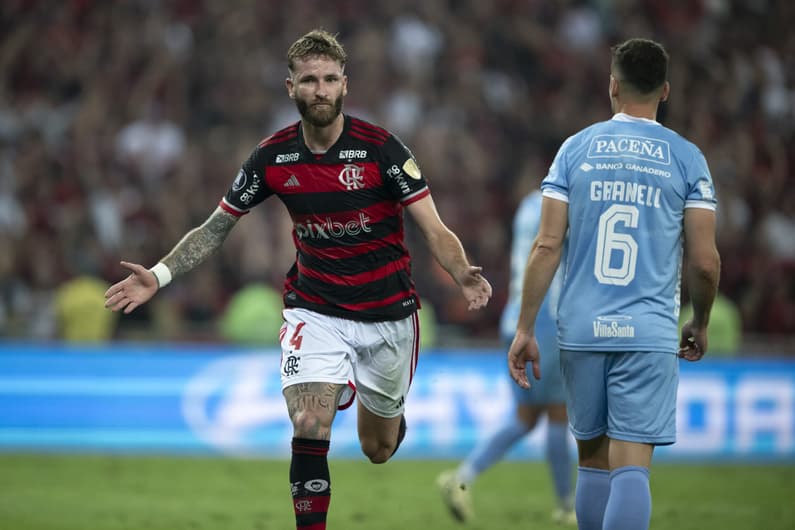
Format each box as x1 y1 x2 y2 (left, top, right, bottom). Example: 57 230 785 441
507 39 720 530
104 29 492 530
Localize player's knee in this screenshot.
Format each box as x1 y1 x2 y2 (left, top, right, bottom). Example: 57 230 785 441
517 416 537 432
291 409 332 439
517 405 542 430
360 438 393 464
577 435 610 469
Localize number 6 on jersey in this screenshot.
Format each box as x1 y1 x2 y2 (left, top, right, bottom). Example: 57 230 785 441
594 204 639 286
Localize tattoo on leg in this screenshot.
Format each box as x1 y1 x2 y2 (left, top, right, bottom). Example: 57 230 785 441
284 383 345 440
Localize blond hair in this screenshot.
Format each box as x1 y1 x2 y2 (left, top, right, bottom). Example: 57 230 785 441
287 29 347 74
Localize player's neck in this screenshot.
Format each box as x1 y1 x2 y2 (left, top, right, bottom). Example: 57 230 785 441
301 114 345 154
614 101 658 121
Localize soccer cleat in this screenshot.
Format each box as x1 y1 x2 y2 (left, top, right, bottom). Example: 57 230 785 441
552 507 577 525
436 470 473 523
391 414 407 457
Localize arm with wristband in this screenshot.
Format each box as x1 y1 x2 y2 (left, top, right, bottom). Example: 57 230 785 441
104 207 239 314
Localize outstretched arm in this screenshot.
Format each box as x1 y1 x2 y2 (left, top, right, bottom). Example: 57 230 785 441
104 207 240 314
405 195 492 310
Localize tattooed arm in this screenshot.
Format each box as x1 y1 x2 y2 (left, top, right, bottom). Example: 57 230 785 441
161 207 239 279
104 207 240 314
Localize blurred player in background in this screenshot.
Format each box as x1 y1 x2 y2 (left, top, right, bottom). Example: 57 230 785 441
507 38 720 530
104 29 492 530
437 185 575 525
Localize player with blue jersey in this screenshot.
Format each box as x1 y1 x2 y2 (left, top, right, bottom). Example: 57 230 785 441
507 39 720 530
437 188 575 524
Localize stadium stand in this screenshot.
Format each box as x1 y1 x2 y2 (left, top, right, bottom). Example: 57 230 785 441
0 1 792 351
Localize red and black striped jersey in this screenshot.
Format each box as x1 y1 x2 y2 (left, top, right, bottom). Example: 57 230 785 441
220 114 430 322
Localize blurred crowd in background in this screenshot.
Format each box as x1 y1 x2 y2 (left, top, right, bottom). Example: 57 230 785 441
1 0 793 352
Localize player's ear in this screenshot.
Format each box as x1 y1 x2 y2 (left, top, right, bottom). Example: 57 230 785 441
660 81 670 103
609 75 620 99
342 74 348 97
286 77 295 99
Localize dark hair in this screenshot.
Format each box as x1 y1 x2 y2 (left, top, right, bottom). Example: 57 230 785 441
611 38 668 94
287 29 347 73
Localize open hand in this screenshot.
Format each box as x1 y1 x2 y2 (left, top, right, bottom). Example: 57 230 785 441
104 261 159 314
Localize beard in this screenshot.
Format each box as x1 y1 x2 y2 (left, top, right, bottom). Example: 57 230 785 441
295 95 344 127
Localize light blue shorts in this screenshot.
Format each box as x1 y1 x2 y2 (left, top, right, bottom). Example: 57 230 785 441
560 350 678 445
506 325 566 406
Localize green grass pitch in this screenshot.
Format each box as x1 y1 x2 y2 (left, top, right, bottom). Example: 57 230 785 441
0 453 792 529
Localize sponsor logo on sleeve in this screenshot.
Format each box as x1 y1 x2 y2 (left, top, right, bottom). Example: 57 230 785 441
387 164 411 194
239 172 261 205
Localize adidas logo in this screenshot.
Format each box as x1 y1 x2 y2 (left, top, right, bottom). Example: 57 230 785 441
284 175 300 187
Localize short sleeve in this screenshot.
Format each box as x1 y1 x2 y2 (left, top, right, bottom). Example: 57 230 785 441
381 135 430 206
220 146 274 216
541 135 574 203
684 147 717 211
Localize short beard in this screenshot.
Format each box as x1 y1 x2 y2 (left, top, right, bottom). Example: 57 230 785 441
295 96 343 127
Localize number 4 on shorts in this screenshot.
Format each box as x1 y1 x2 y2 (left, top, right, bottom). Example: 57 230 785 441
289 322 306 350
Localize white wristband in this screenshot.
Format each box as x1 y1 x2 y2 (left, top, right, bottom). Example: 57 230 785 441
149 262 172 289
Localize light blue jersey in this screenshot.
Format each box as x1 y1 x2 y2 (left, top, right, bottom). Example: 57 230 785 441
542 113 716 353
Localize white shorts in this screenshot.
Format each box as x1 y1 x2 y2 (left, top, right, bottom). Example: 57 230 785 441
279 307 420 418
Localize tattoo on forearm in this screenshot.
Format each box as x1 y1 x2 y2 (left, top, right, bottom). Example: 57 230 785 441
283 383 345 440
162 211 237 278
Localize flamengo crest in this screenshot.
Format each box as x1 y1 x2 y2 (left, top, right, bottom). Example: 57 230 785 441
338 164 365 190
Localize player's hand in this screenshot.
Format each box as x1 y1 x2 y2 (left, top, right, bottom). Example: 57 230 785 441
459 266 492 310
678 319 707 361
104 261 159 314
507 330 541 389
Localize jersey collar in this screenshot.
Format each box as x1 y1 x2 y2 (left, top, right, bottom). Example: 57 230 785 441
611 112 661 126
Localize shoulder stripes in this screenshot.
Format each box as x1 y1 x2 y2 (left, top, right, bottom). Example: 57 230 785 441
349 117 390 145
259 122 299 147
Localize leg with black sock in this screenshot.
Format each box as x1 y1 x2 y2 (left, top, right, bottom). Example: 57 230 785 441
283 382 344 530
291 438 332 530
